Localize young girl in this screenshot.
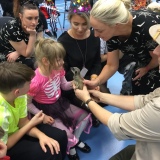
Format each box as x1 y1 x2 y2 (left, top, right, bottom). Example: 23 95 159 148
27 38 92 160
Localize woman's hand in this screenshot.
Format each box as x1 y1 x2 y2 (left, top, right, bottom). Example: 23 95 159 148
6 51 20 62
43 115 54 125
24 26 37 35
132 67 148 81
83 78 100 89
38 134 60 155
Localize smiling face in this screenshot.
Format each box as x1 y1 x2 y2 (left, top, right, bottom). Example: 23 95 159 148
19 9 39 30
90 16 116 41
70 14 88 37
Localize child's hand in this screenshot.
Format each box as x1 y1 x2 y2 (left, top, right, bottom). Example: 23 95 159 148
43 115 54 125
0 140 7 158
30 110 44 127
39 134 60 155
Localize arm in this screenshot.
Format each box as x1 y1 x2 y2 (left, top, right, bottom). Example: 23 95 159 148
7 111 44 149
7 112 59 154
0 140 7 158
60 76 73 90
84 50 120 87
133 51 159 81
27 95 54 125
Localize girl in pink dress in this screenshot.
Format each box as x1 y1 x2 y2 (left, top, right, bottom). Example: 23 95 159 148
27 38 92 160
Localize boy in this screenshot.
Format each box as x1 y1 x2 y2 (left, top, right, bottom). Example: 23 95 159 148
0 62 67 160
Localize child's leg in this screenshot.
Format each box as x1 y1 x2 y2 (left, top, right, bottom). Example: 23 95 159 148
7 124 67 160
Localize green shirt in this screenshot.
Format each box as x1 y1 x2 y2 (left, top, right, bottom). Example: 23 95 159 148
0 95 27 144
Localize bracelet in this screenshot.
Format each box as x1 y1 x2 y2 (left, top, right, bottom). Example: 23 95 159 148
85 98 93 109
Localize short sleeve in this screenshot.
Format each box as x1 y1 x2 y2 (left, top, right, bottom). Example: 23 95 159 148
28 78 40 97
4 19 24 42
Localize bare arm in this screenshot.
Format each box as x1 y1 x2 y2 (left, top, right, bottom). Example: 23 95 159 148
84 50 120 87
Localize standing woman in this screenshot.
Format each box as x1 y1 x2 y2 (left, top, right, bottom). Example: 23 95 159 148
0 0 43 69
58 0 109 127
84 0 160 95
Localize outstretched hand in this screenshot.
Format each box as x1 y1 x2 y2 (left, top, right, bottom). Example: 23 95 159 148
73 84 91 102
83 79 99 89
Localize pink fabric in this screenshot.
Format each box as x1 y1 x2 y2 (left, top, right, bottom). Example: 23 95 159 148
28 68 72 104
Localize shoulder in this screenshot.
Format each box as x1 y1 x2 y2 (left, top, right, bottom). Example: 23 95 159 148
58 31 70 42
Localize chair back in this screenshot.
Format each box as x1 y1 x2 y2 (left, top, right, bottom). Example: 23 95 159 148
0 16 14 30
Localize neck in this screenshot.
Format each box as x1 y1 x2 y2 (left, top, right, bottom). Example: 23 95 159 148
117 14 133 38
38 66 51 77
0 92 15 107
68 29 90 40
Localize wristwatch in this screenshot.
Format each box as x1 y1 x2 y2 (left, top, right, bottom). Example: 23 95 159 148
85 98 93 109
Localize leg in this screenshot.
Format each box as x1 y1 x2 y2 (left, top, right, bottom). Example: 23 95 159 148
7 124 67 160
109 145 135 160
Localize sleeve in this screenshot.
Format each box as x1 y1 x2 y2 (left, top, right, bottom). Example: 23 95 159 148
0 106 9 144
27 78 40 97
5 21 24 42
58 33 74 81
18 95 28 118
87 36 101 76
107 37 119 52
108 96 160 142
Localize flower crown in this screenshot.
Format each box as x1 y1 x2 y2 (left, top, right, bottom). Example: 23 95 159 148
69 0 91 13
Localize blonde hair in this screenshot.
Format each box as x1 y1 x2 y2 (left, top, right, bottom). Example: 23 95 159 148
90 0 131 26
68 12 90 28
34 38 66 68
147 2 160 13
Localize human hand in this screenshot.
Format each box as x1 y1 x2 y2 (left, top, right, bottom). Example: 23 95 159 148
90 74 100 91
29 110 44 127
6 51 20 62
132 67 148 81
89 90 102 102
83 78 99 89
39 134 60 155
74 85 91 102
0 140 7 158
24 26 37 35
43 115 54 125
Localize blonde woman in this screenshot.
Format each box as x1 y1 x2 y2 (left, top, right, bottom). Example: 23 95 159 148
84 0 160 95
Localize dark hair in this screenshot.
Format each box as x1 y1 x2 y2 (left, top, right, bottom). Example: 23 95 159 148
0 62 35 94
13 0 39 18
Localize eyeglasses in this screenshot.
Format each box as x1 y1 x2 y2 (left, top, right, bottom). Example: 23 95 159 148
20 0 36 6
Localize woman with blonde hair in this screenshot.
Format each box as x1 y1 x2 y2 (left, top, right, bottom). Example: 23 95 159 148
84 0 160 95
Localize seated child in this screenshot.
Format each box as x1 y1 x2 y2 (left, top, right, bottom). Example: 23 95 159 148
0 62 68 160
27 38 92 160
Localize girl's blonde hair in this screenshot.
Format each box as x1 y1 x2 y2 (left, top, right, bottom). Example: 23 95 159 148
90 0 131 26
34 38 66 68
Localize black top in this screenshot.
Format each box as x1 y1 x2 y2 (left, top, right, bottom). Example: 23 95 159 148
107 9 160 68
0 18 43 62
58 30 101 80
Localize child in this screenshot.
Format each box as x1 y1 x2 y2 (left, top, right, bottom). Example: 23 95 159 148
27 38 92 160
0 62 67 160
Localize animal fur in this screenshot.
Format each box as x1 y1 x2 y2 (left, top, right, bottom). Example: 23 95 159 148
71 67 84 90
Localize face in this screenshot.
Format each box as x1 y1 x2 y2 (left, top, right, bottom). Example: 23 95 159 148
53 58 64 70
90 16 116 41
19 9 39 30
70 14 88 37
153 45 160 68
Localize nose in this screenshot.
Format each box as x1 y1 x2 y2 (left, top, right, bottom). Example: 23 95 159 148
77 25 83 31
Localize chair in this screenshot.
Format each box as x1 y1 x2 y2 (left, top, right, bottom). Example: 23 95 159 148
63 0 71 28
0 16 14 30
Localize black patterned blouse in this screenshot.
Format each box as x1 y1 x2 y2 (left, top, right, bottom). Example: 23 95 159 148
107 9 160 95
0 18 43 68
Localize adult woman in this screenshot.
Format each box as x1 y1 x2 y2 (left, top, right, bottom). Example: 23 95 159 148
84 0 160 95
58 0 109 127
73 24 160 159
0 0 43 69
